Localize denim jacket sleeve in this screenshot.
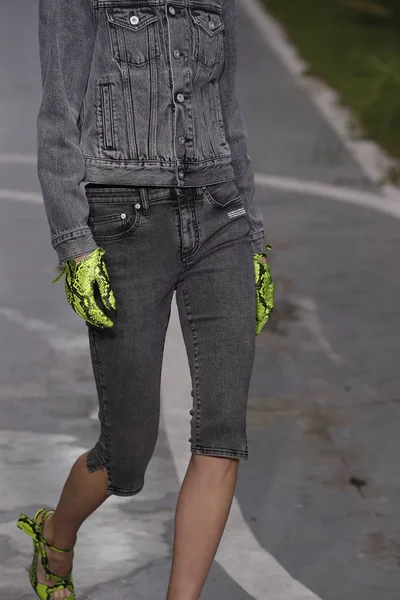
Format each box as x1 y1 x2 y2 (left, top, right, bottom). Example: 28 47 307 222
38 0 98 264
220 0 266 254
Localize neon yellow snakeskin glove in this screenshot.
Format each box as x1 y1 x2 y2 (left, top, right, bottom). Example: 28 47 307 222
253 246 274 335
52 248 116 328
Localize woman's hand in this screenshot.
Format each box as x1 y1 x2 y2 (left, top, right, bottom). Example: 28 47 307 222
253 247 274 335
52 248 116 328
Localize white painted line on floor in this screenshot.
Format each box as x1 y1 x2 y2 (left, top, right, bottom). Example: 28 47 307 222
242 0 399 197
294 296 342 364
0 307 88 354
0 189 42 203
0 153 37 165
161 300 322 600
254 174 400 219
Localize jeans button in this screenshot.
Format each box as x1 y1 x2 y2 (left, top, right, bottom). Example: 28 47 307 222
168 6 176 15
178 171 185 179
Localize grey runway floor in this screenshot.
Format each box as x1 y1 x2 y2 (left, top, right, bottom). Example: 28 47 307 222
0 1 399 599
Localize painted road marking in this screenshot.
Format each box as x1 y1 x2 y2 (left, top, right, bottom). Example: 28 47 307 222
0 153 37 165
254 174 400 219
162 301 322 600
242 0 399 196
0 189 43 204
0 307 88 354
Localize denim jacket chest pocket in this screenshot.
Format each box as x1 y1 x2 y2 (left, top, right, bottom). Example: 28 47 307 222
106 7 160 66
190 9 224 67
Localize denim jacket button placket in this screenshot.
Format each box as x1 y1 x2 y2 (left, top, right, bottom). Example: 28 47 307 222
167 5 188 182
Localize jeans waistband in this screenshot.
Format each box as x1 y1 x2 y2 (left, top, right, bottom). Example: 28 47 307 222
85 184 199 204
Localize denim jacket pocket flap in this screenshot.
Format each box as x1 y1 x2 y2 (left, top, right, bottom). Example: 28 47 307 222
190 10 224 36
106 7 159 32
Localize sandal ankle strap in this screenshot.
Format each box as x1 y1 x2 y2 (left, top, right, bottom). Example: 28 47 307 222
17 510 75 553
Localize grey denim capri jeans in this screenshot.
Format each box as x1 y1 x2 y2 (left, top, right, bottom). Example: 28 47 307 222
85 180 256 496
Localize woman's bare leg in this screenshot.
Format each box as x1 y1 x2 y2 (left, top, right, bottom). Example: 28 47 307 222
167 455 239 600
36 451 108 599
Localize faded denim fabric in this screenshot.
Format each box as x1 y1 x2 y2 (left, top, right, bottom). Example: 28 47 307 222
85 181 256 496
38 0 265 263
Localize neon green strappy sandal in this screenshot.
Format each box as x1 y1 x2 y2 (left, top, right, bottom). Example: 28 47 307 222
17 508 75 599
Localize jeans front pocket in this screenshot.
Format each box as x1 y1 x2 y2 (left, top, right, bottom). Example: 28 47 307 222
190 9 224 68
202 180 243 209
107 7 160 66
87 201 141 243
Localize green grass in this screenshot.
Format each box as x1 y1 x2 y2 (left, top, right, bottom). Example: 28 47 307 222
264 0 400 168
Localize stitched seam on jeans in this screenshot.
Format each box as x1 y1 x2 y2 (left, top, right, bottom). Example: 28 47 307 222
107 482 144 497
189 199 200 257
182 284 201 447
181 196 201 261
89 327 114 492
191 445 248 459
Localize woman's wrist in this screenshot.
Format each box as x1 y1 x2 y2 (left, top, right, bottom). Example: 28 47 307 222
74 253 91 263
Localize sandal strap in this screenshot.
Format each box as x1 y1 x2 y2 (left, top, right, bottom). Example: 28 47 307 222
17 509 75 553
17 509 75 583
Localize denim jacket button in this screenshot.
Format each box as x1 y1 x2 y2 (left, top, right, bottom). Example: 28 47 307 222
129 15 139 25
168 6 176 15
209 21 215 29
135 203 141 210
178 171 185 179
173 49 180 59
176 93 184 103
178 136 185 145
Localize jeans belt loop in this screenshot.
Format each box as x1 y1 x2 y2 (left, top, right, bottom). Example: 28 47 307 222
139 188 150 216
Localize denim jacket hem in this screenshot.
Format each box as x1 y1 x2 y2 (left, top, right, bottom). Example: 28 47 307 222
84 157 236 188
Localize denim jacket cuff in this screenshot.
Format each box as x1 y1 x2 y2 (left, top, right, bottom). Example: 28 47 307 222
52 227 98 265
250 231 267 255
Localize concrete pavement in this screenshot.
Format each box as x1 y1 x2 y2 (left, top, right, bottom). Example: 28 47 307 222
0 0 399 598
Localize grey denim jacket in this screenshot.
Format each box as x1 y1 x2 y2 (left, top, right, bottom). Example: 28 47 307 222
38 0 266 262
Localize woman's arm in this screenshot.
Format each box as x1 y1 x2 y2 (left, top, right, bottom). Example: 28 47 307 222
219 0 266 254
38 0 98 264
